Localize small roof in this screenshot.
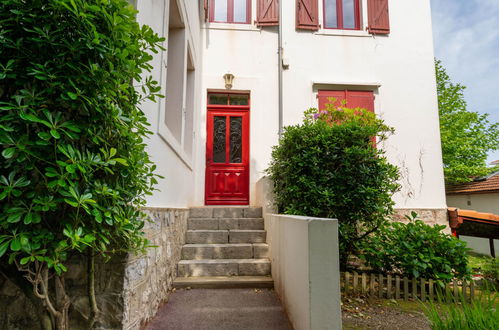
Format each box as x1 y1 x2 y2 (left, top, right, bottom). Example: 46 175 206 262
446 171 499 194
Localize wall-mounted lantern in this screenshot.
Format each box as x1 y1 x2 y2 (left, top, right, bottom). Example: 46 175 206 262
223 73 235 90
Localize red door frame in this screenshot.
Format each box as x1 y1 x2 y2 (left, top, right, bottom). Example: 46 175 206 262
205 93 250 205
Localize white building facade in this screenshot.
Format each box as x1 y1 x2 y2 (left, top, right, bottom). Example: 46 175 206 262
137 0 447 223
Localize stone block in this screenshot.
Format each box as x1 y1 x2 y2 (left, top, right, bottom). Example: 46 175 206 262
213 244 253 259
243 207 263 218
253 243 270 258
218 218 239 230
186 230 228 244
182 244 214 260
229 230 266 243
238 260 271 276
238 218 264 230
189 208 213 218
188 218 219 230
177 260 238 277
213 208 243 218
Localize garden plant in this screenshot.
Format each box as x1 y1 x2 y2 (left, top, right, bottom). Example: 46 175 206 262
267 101 400 268
0 0 163 329
359 212 471 282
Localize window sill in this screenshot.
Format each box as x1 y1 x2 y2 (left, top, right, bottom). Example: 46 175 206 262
315 29 372 38
158 124 193 171
203 22 262 32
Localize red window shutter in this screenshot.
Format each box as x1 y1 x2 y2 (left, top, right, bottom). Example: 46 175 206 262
256 0 279 26
318 90 345 110
367 0 390 34
345 91 375 112
296 0 319 31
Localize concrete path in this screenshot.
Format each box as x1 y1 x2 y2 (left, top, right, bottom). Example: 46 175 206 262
145 288 293 330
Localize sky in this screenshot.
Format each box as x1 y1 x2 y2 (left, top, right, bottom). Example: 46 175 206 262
430 0 499 164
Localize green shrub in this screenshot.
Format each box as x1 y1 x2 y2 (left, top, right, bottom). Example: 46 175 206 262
267 105 400 268
425 290 499 330
359 212 471 281
0 0 163 328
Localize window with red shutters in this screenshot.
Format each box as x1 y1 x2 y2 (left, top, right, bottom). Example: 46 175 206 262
367 0 390 34
318 90 374 112
210 0 251 24
256 0 279 26
323 0 361 30
296 0 319 30
318 90 376 145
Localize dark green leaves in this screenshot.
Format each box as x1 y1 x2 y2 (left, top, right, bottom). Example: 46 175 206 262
359 212 471 281
267 109 400 267
0 0 162 274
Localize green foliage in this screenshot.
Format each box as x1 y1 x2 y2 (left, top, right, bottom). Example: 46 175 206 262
0 0 163 273
267 103 400 267
359 212 471 282
436 59 499 184
425 290 499 330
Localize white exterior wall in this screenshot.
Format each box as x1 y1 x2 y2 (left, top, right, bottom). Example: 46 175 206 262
447 193 499 215
137 0 202 208
194 0 446 209
267 215 341 330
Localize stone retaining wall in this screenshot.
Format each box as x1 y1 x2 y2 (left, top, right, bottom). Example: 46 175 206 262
0 207 188 330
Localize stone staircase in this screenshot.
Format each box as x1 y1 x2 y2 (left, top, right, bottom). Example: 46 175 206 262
173 207 273 289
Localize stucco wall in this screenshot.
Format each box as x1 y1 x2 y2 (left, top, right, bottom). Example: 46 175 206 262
137 0 202 208
447 193 499 215
267 215 341 330
193 0 446 211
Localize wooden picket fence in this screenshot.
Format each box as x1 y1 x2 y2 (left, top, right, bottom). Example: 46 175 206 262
341 272 475 302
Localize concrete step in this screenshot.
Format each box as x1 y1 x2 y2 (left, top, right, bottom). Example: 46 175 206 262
189 207 262 219
177 259 271 277
182 243 269 260
186 230 228 244
229 230 266 243
172 276 274 289
188 218 264 230
186 230 267 244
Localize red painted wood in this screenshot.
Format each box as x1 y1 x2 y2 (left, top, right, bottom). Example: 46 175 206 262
367 0 390 34
256 0 279 26
209 0 251 24
318 90 376 145
296 0 319 30
205 102 250 205
318 90 374 112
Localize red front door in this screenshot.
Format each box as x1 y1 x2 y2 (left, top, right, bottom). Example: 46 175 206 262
205 95 250 205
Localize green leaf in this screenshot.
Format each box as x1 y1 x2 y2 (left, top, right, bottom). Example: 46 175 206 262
10 239 21 251
2 148 15 159
20 257 30 265
50 129 61 139
7 212 24 223
0 241 10 257
67 92 78 100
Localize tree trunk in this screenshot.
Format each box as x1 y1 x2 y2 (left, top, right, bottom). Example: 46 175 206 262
54 276 71 330
0 264 54 330
87 251 99 329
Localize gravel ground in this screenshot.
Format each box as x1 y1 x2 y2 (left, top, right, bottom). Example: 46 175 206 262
342 297 431 330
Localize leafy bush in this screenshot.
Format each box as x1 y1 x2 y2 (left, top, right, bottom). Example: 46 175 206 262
359 212 471 281
0 0 163 328
425 290 499 330
267 104 400 268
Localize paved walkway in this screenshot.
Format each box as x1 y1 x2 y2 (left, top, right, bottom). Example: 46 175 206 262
145 288 293 330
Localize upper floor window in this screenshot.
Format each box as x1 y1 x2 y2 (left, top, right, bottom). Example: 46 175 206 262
210 0 251 24
323 0 361 30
